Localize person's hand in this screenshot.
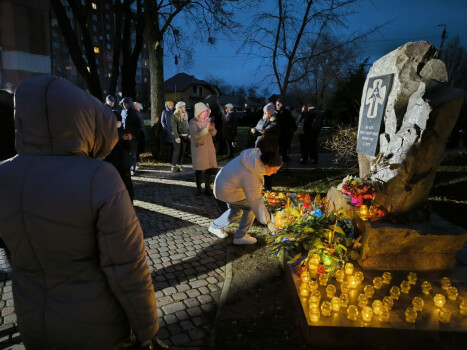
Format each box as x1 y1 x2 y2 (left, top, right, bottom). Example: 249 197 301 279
250 128 256 134
260 130 265 135
175 138 181 144
123 133 133 141
208 122 215 131
267 221 277 235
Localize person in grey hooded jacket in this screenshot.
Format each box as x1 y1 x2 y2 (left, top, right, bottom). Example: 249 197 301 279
208 148 281 245
0 75 164 349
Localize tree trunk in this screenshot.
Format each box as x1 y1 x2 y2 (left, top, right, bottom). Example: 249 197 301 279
144 0 165 160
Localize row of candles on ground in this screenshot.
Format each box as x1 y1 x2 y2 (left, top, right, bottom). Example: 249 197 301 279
299 261 467 325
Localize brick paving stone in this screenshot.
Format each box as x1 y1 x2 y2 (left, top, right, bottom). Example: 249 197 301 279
179 320 195 331
167 323 183 335
208 284 219 292
170 333 190 346
188 328 205 341
172 292 188 301
1 292 12 301
187 306 203 317
186 289 201 298
201 303 216 313
189 280 208 289
1 306 14 317
163 314 178 325
183 297 201 308
197 294 213 304
162 301 185 315
192 315 209 327
3 314 17 324
175 310 189 321
162 287 177 296
198 286 210 294
156 295 174 307
156 328 170 340
176 283 191 292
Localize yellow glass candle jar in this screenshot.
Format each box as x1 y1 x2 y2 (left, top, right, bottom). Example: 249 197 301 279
440 277 451 291
300 296 308 306
331 297 341 312
309 290 321 305
407 272 417 285
358 294 369 308
359 204 369 217
309 278 318 291
364 285 375 298
355 271 364 284
379 307 390 322
447 286 458 301
412 296 424 312
300 282 310 297
372 300 383 316
383 296 394 311
335 269 345 283
309 307 320 323
438 308 451 324
347 305 359 321
323 255 333 266
345 262 354 276
348 276 358 289
301 270 311 283
400 280 411 294
433 294 446 308
319 274 329 286
321 301 332 317
340 293 350 308
459 298 467 316
341 281 350 294
421 281 432 295
382 272 392 284
405 307 417 323
362 306 373 322
326 284 337 298
390 286 401 300
373 277 383 290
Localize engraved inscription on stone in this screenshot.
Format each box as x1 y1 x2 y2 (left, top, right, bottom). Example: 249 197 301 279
356 74 394 156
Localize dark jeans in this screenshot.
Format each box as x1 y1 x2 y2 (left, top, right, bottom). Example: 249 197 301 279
171 136 189 166
299 133 309 162
164 142 173 163
309 129 320 163
225 139 235 158
129 140 138 172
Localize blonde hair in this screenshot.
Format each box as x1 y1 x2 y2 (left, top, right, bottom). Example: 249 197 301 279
173 105 187 121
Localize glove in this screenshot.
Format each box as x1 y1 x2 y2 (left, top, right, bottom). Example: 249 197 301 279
267 221 277 235
175 138 181 143
232 141 237 148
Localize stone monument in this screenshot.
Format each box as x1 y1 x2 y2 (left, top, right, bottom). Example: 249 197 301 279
326 41 467 270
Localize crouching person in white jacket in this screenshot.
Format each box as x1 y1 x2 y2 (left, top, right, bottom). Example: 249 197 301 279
208 148 282 244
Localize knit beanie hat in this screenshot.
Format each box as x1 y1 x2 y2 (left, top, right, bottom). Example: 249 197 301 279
194 102 210 119
175 101 186 110
263 102 275 115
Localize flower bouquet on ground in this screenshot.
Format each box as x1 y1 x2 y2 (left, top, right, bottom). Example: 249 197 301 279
337 176 376 207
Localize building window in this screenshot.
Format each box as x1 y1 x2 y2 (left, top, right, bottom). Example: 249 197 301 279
192 85 197 94
92 3 97 10
94 47 100 54
199 86 203 97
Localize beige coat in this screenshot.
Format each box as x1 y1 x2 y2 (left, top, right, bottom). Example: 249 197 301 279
189 116 217 170
0 75 158 349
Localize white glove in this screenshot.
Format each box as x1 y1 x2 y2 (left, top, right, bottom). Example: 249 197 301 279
232 142 237 148
175 138 181 143
267 221 277 235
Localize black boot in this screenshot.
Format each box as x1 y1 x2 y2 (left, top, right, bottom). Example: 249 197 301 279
195 170 203 196
204 172 213 196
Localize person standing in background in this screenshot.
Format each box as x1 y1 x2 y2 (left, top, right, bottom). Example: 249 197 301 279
161 101 175 163
223 103 238 159
189 102 218 196
296 105 309 164
0 90 15 162
205 95 225 155
275 98 297 165
121 97 145 176
306 105 322 164
134 101 147 166
171 101 190 173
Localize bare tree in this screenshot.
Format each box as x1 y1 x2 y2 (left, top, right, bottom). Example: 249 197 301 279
242 0 381 99
143 0 243 159
442 36 467 89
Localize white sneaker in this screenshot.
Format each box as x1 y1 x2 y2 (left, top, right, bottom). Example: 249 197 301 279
208 225 227 239
233 234 257 245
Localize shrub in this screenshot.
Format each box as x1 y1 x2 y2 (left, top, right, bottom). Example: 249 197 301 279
324 125 358 168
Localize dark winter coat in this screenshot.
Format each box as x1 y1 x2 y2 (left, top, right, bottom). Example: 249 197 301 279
277 107 297 147
161 103 174 143
123 99 145 141
223 111 238 142
0 75 158 349
0 90 15 161
254 115 280 152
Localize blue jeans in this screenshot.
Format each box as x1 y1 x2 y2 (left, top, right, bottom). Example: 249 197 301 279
211 198 255 239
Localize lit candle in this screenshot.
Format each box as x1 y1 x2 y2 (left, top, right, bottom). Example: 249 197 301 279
341 281 350 294
379 307 390 322
433 294 446 308
335 269 345 283
373 277 383 290
300 282 310 297
412 296 424 312
307 254 320 277
382 272 392 284
309 253 321 266
345 263 354 276
372 300 383 316
355 271 364 284
361 306 373 322
309 306 320 323
405 307 417 323
438 308 451 324
364 285 374 298
326 284 337 298
383 296 394 310
421 281 432 295
447 286 458 301
331 297 341 312
359 205 369 217
358 294 369 308
440 277 451 291
321 301 332 317
317 262 326 276
340 293 350 308
407 272 417 285
348 276 358 289
390 286 401 300
459 298 467 316
301 271 311 283
323 255 332 266
347 305 359 321
309 278 318 291
319 274 329 286
400 281 411 294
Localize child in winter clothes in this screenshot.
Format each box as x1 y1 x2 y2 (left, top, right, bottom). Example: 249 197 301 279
171 101 190 172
